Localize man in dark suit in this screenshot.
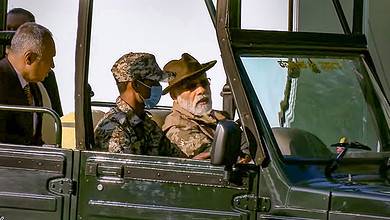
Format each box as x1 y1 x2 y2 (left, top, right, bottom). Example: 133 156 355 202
6 8 63 117
0 22 56 145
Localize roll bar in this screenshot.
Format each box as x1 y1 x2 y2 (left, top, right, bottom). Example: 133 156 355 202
0 104 62 146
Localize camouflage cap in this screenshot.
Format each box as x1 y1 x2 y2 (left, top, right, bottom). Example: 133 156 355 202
111 52 169 82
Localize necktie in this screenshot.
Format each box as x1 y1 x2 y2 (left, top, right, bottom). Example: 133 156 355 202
23 84 33 105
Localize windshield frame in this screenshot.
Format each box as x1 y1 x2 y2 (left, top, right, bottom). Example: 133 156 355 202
214 0 389 166
234 50 390 163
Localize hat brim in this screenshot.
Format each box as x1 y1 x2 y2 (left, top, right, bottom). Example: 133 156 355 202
162 60 216 95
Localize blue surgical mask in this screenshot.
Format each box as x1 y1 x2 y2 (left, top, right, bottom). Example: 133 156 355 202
137 80 162 109
143 85 162 109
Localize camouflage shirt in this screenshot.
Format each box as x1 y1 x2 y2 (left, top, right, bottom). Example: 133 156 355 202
162 101 227 158
94 97 185 157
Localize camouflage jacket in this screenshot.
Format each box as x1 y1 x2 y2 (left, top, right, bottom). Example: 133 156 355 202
162 101 227 158
94 97 185 157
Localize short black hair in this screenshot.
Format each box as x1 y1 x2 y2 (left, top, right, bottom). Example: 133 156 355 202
7 8 35 22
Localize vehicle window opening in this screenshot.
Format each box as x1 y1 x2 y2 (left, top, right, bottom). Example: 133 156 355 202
240 55 390 159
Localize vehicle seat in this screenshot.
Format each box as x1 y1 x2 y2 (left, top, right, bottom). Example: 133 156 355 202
88 106 172 129
61 108 171 149
38 82 56 145
149 108 171 128
272 127 332 158
61 110 105 149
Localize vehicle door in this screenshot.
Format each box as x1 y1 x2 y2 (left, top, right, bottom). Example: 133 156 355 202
0 109 75 220
76 151 258 220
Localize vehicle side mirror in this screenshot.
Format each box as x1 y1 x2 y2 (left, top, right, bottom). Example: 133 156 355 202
211 120 241 167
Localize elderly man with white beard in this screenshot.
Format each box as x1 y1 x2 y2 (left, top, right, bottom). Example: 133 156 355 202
162 53 228 160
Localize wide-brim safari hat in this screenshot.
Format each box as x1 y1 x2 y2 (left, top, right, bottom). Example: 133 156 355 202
162 53 216 95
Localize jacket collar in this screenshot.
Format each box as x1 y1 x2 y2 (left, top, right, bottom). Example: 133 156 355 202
116 96 144 126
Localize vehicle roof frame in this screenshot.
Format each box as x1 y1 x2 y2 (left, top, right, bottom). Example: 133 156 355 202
74 0 385 155
74 0 93 150
216 0 268 165
215 0 389 166
0 0 7 58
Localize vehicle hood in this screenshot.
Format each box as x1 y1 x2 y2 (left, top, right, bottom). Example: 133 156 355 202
300 177 390 218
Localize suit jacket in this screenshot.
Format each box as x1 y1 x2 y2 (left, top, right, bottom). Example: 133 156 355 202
42 70 63 117
0 57 43 145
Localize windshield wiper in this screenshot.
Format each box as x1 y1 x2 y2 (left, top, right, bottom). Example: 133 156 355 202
325 141 371 178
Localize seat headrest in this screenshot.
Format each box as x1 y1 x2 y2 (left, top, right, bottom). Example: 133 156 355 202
149 109 171 128
272 127 332 158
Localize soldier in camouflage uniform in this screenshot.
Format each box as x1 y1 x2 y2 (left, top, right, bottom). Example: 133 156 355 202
94 52 185 157
162 53 227 160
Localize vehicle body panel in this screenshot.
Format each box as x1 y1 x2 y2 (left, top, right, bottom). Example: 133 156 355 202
77 151 256 219
0 144 74 220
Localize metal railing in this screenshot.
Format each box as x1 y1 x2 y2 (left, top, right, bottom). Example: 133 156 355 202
91 101 172 110
0 104 62 146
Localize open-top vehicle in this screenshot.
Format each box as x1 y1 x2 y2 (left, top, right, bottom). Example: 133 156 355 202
0 0 389 219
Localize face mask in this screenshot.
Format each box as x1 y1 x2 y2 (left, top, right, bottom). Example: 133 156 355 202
144 85 162 108
138 83 162 109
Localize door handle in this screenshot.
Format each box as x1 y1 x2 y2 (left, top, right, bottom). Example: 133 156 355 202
97 165 123 178
85 162 123 178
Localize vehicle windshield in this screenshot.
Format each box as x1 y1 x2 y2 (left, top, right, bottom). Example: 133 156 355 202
240 55 390 159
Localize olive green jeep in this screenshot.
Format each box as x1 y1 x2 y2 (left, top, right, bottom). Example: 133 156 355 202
0 1 389 219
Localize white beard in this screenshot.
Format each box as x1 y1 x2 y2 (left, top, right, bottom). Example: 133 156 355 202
177 94 212 116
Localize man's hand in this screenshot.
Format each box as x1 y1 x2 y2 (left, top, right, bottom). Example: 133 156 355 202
192 151 210 160
238 154 252 164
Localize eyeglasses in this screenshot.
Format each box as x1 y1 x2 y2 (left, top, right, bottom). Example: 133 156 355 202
180 78 211 91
